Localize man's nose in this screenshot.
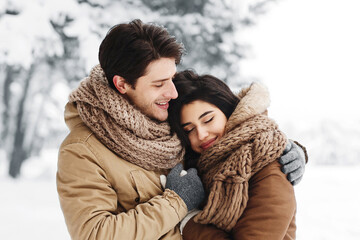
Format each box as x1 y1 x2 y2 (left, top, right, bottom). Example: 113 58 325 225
163 80 178 99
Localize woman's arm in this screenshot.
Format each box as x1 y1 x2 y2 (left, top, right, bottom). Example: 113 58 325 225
231 161 296 240
182 216 231 240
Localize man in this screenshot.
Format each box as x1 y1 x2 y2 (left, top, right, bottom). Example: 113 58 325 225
57 19 306 240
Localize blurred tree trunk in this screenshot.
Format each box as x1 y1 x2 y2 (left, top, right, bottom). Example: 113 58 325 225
9 64 35 178
1 65 17 143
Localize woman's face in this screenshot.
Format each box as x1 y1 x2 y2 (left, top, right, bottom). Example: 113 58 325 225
180 100 228 154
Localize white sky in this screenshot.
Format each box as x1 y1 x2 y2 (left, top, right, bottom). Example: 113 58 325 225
240 0 360 126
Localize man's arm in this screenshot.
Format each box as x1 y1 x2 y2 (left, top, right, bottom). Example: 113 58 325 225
279 139 308 185
57 143 187 240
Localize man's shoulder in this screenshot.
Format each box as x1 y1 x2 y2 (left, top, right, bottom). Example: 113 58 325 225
60 122 94 147
59 122 113 161
58 122 137 171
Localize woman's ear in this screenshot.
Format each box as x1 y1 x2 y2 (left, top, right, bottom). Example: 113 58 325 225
113 75 128 94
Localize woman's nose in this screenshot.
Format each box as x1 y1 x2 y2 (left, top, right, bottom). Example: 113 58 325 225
197 127 209 141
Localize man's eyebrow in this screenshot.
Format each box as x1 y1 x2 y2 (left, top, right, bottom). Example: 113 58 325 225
151 78 170 83
181 111 213 127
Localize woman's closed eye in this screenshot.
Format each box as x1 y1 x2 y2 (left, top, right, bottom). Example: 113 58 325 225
204 116 214 123
184 127 194 134
183 117 214 134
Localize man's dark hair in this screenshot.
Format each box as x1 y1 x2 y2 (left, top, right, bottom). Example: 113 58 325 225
99 19 184 89
168 70 240 169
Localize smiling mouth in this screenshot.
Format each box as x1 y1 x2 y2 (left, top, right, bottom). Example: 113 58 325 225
156 101 169 110
200 137 218 150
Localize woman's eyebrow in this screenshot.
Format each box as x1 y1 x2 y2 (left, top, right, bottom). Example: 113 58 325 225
181 122 191 127
199 111 213 119
181 111 213 127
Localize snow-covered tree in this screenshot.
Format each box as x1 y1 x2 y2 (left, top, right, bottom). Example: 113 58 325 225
0 0 276 177
1 0 64 177
142 0 278 85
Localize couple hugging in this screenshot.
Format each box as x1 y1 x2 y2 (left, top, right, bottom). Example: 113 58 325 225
57 19 307 240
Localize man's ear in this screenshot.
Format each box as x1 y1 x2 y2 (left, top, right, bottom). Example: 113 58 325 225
113 75 128 94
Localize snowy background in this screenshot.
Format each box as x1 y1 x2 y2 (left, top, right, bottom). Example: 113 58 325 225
1 0 360 239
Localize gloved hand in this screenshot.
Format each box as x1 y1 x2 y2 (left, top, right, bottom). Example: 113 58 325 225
279 139 306 185
165 163 205 211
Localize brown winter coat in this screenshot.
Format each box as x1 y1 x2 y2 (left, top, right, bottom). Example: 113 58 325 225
183 161 296 240
57 102 187 240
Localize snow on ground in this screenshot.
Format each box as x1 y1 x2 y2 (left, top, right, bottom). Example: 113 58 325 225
295 163 360 239
1 149 360 239
0 149 70 240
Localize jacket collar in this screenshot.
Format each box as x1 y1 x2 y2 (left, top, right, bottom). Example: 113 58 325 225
64 102 83 131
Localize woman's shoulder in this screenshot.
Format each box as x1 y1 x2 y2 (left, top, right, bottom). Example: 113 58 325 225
250 161 289 186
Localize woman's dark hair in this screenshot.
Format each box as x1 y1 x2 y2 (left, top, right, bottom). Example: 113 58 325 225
99 19 184 89
168 70 240 169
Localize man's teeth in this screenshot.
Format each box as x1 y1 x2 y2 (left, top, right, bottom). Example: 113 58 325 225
157 102 167 105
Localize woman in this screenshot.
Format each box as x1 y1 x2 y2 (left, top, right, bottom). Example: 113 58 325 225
168 70 305 239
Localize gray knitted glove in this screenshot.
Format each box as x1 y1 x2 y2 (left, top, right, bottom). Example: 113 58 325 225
279 140 306 185
165 163 205 211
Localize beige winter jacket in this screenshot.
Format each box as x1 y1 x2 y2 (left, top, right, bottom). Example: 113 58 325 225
57 102 187 240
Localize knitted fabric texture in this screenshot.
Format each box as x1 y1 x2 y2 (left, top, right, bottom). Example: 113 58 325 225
68 64 184 170
194 83 287 231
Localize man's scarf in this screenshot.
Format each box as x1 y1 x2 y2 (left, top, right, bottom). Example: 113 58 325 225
68 65 184 170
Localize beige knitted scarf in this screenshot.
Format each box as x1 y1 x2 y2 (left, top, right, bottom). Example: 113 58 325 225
68 64 184 170
194 83 287 231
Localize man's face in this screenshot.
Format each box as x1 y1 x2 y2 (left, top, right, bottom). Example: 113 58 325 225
124 58 178 122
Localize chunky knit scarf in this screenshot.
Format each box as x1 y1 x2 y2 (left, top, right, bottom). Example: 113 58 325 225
194 83 287 231
68 64 184 170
